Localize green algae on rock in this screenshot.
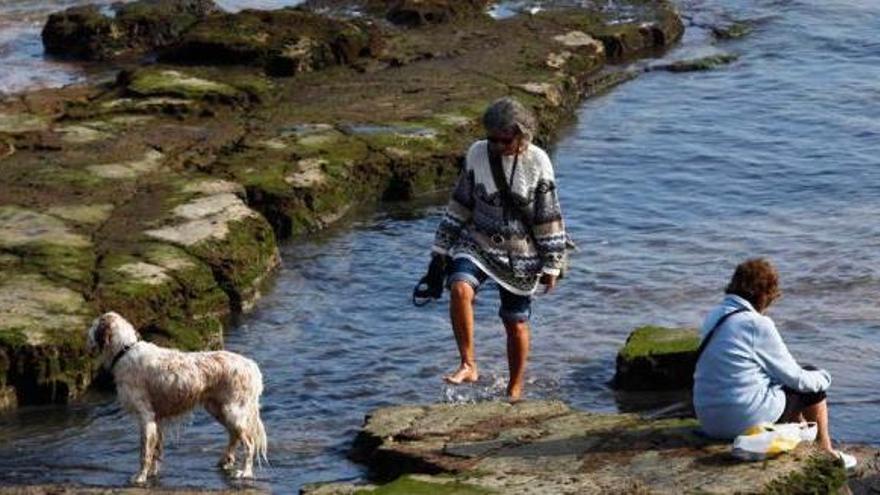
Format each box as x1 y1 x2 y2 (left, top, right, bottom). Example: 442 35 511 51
385 0 491 27
145 192 280 312
94 250 228 350
304 475 496 495
0 273 93 407
160 7 383 76
307 401 848 494
0 206 96 289
0 113 51 134
46 204 114 226
652 53 740 72
88 149 165 179
124 69 247 103
613 325 701 391
41 0 220 61
712 20 755 41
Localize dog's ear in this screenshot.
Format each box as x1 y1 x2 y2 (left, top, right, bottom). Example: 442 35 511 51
94 314 113 351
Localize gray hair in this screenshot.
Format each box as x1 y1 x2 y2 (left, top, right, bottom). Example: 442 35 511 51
482 97 536 141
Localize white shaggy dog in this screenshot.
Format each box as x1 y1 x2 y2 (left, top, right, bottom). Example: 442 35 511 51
87 312 268 484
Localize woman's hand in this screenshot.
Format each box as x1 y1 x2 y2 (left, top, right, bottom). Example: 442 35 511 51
540 273 557 293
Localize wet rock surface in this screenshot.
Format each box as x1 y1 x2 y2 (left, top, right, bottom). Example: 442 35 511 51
0 0 684 410
385 0 491 27
160 8 384 76
652 53 740 72
304 400 855 494
42 0 221 61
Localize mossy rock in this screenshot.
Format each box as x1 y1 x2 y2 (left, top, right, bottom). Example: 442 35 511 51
583 1 685 60
217 131 385 238
762 454 847 494
0 273 94 409
41 5 116 60
46 204 114 226
384 0 491 27
613 325 700 391
144 193 279 312
712 20 755 41
122 69 246 104
41 0 220 61
160 8 383 76
94 246 228 351
653 53 740 72
0 206 95 289
184 215 279 312
0 112 51 134
304 475 497 495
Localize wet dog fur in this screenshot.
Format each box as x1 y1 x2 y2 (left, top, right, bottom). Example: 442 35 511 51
87 312 267 484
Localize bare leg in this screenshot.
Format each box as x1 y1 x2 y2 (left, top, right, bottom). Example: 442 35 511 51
444 281 479 384
503 319 530 402
802 399 833 452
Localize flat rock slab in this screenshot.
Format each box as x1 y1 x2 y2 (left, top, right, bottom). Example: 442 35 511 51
0 273 91 346
313 400 851 494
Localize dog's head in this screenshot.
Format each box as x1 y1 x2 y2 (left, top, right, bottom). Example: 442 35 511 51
87 312 139 360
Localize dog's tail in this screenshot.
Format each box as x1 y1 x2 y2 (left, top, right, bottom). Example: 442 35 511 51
250 402 269 468
247 362 269 468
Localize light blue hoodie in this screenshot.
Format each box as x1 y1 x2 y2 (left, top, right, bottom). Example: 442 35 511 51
693 294 831 439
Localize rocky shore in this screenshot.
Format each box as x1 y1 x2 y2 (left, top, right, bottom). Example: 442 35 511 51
302 400 880 494
0 0 685 410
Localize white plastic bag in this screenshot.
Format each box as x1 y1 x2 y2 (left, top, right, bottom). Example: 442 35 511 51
731 422 817 461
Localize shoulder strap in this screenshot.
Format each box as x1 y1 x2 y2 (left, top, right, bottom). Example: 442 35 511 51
488 147 511 200
696 307 749 363
487 147 528 227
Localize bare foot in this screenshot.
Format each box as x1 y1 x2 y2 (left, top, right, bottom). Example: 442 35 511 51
444 363 479 384
507 383 523 403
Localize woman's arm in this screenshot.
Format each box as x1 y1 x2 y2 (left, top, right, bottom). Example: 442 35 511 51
432 157 475 255
531 150 566 276
752 317 831 393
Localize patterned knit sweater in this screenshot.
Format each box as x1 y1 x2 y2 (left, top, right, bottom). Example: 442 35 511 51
432 140 567 295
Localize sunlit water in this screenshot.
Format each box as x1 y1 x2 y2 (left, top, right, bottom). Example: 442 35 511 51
2 0 880 491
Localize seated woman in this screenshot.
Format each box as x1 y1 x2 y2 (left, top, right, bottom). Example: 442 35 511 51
693 258 855 468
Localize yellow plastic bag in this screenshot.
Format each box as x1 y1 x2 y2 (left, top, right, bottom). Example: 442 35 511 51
731 422 817 461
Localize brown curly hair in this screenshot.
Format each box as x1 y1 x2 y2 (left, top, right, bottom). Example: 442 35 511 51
725 258 781 312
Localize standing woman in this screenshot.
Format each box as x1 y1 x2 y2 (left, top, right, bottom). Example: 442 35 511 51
693 258 856 468
431 97 567 401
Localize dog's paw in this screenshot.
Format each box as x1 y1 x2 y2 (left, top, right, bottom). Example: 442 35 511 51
130 473 149 485
232 469 254 479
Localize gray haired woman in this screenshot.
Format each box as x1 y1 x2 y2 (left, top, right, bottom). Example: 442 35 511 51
431 97 568 401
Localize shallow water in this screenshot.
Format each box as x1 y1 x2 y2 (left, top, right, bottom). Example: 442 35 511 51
2 0 880 491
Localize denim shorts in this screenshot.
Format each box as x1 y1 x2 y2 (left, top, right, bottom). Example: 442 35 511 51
447 257 532 323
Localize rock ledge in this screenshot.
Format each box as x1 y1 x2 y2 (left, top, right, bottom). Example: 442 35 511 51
305 400 848 494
